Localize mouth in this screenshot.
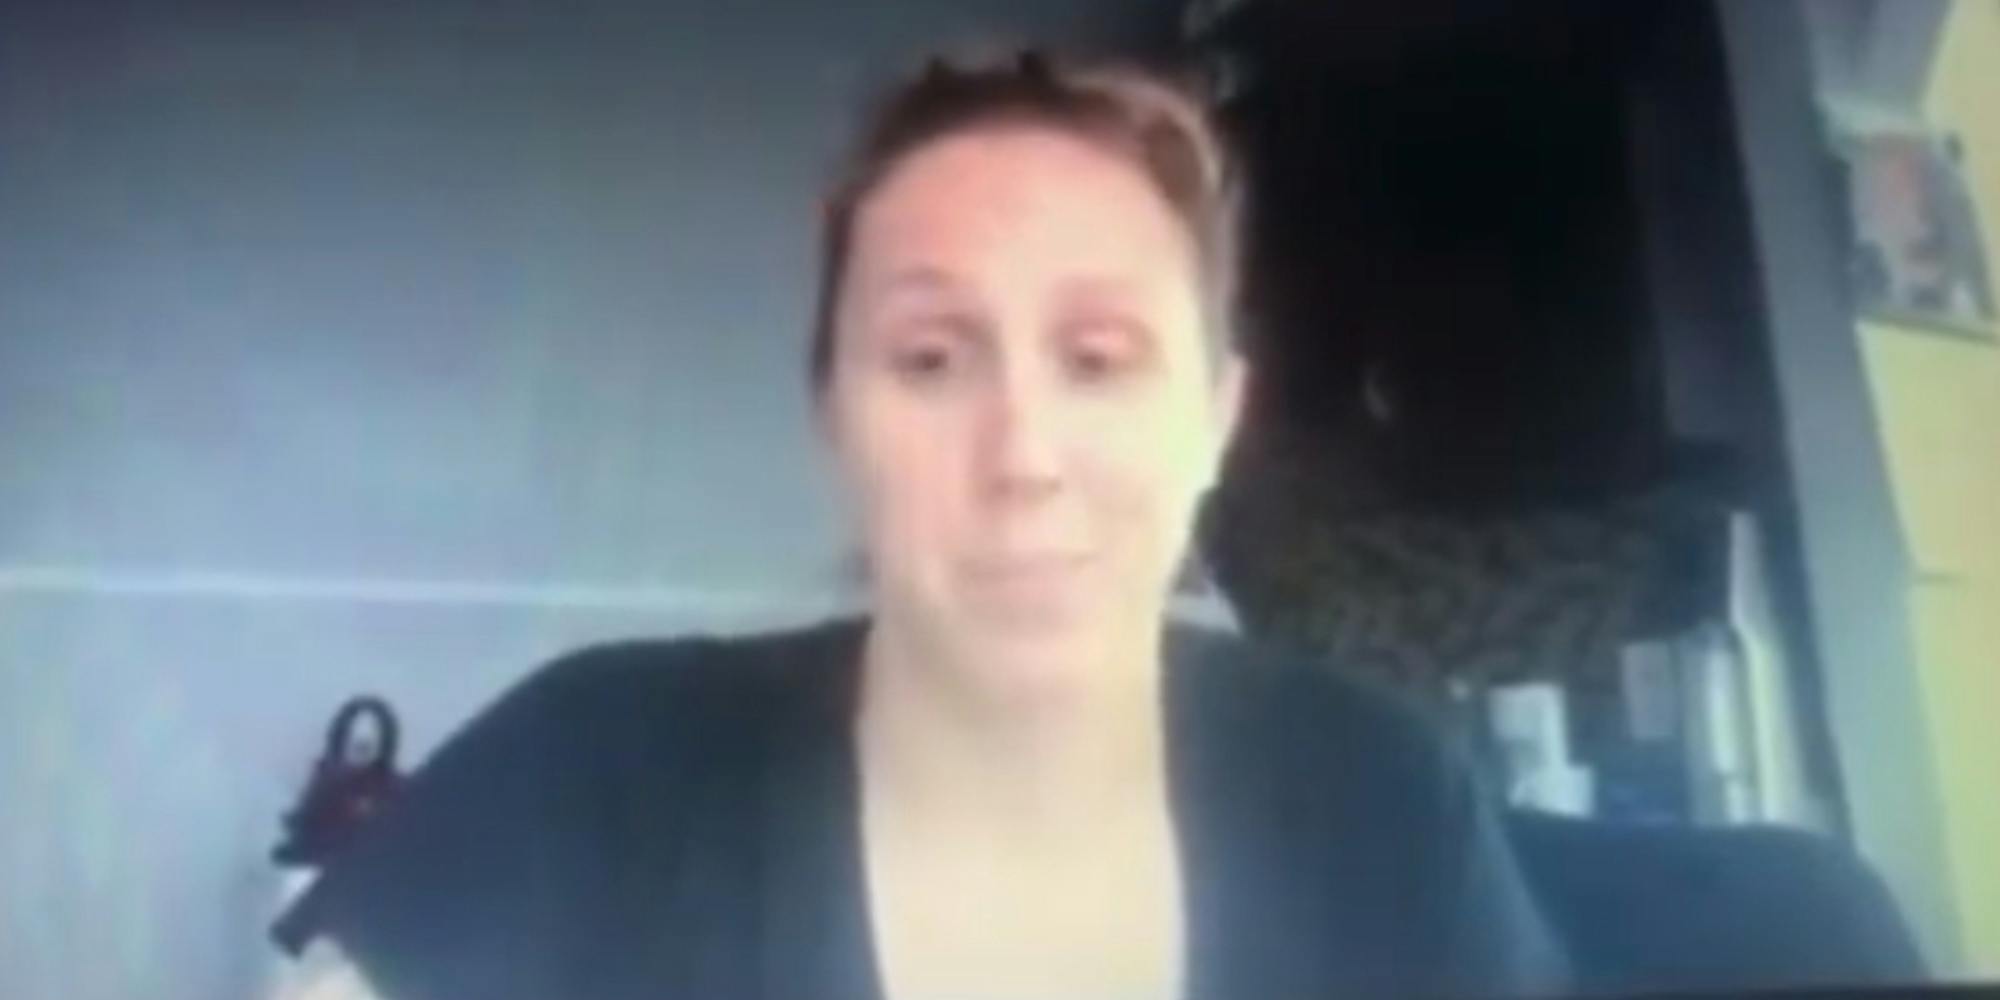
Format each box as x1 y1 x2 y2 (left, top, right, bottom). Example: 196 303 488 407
963 552 1095 580
957 552 1098 627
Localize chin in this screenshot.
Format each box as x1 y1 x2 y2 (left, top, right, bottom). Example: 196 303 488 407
950 607 1135 703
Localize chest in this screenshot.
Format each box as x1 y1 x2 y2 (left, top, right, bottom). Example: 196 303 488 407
862 807 1186 1000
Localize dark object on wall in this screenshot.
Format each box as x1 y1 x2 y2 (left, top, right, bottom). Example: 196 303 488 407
273 696 404 868
271 695 405 954
1834 122 1996 338
274 700 402 864
1509 811 1927 994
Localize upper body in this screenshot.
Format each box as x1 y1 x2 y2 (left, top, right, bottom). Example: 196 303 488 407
280 50 1569 1000
300 617 1569 1000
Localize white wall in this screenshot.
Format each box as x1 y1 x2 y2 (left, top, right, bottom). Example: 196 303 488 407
0 2 1162 997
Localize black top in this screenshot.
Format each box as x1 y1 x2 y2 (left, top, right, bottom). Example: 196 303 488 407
303 617 1570 999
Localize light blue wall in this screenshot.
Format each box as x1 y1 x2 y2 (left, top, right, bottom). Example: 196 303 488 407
0 2 1162 997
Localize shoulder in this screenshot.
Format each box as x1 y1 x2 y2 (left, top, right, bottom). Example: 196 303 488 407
359 617 867 834
1169 625 1463 794
464 615 865 755
1169 628 1485 889
296 618 865 997
500 621 825 709
1173 628 1571 992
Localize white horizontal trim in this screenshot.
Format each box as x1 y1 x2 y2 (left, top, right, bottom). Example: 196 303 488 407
0 565 1239 630
0 565 854 614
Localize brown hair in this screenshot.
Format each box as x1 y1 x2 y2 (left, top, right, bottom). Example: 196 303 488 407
808 49 1243 395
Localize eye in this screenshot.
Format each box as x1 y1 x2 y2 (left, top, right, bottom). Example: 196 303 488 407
890 342 957 381
1065 343 1122 381
1059 318 1151 384
882 314 982 387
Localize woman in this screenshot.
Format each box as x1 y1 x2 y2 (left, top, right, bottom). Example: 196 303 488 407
288 51 1569 1000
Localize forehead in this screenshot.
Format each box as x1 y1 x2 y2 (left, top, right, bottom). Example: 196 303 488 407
846 125 1198 288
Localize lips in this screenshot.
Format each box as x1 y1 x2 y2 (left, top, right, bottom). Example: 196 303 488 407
963 552 1094 580
959 552 1097 626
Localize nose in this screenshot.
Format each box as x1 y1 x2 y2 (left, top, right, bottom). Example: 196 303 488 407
977 371 1063 505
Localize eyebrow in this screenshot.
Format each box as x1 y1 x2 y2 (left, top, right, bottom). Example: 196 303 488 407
1053 275 1146 306
869 265 965 298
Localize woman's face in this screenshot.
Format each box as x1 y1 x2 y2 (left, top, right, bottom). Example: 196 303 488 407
824 124 1244 691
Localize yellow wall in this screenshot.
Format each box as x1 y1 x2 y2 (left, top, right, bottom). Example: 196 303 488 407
1857 0 2000 976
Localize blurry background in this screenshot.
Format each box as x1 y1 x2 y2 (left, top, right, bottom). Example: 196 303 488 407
1 1 1995 998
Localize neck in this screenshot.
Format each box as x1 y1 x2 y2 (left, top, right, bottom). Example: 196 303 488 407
856 614 1168 834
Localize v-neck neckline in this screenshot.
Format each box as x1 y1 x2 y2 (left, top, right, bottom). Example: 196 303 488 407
751 618 1281 1000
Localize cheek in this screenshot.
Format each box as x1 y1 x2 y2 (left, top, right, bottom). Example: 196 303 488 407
835 390 967 553
1074 407 1214 553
